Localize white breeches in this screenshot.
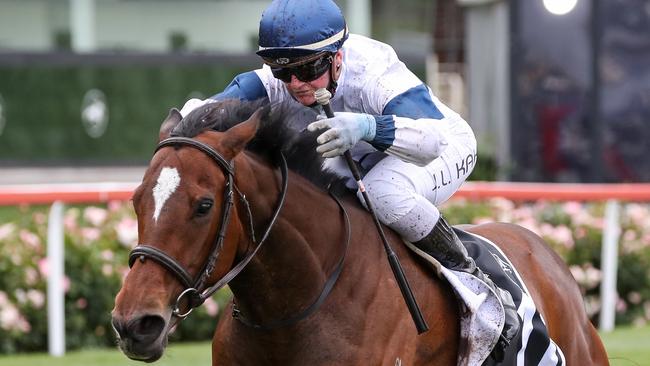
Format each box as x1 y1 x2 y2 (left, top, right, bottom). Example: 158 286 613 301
358 118 477 242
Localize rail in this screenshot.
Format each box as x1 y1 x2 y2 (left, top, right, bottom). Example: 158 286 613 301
3 181 650 205
2 181 650 355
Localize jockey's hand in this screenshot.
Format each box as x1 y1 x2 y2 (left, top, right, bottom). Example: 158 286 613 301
307 112 376 158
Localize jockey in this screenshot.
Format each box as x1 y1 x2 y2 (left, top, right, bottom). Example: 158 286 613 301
180 0 520 357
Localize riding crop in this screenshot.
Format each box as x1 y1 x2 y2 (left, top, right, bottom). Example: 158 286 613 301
315 88 429 334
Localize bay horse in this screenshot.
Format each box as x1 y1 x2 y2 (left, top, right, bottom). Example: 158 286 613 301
111 101 608 365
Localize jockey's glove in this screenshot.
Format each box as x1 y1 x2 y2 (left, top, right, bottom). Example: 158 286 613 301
307 112 377 158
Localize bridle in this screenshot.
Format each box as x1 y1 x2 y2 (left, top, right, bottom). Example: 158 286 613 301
128 136 349 330
128 136 288 318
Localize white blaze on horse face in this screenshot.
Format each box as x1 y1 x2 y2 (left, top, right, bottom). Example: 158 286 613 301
152 167 181 223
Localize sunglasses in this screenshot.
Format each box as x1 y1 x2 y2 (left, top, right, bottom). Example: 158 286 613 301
270 55 333 83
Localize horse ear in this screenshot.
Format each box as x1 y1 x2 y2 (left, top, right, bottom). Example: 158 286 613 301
159 108 183 141
221 106 267 155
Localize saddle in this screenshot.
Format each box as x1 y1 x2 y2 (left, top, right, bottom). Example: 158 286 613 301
405 228 566 365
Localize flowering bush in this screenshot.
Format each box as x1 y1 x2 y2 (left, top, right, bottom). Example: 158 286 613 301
0 202 231 354
442 198 650 328
0 198 648 353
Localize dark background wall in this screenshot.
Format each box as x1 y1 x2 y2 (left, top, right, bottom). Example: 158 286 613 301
510 0 650 183
0 54 258 166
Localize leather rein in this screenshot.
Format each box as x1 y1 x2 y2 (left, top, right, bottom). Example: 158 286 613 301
128 136 349 330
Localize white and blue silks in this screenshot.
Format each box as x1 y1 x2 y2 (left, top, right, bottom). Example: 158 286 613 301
180 34 477 242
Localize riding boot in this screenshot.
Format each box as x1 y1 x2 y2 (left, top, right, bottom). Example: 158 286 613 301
413 217 521 362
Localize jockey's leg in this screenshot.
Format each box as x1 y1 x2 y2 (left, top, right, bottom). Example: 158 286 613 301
358 126 519 360
413 217 520 362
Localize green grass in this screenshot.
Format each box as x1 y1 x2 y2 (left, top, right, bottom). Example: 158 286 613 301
0 326 647 365
0 342 210 366
600 326 650 366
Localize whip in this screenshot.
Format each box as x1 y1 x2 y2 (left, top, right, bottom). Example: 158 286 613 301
315 88 428 334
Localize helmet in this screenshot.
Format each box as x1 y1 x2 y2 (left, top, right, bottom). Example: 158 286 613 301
256 0 348 64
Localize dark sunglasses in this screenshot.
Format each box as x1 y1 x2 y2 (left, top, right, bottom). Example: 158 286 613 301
270 55 333 83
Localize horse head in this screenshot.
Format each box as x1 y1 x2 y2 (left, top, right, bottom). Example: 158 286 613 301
111 105 265 362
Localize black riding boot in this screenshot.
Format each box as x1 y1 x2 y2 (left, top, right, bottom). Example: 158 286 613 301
413 217 521 361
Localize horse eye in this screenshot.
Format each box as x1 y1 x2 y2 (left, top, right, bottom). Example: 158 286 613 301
196 198 214 216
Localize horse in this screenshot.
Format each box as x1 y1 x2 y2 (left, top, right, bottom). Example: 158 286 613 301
111 100 609 365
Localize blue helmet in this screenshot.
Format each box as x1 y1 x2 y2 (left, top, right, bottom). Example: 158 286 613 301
257 0 348 63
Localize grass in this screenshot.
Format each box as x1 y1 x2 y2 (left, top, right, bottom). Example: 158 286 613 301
600 326 650 366
0 325 647 365
0 342 210 366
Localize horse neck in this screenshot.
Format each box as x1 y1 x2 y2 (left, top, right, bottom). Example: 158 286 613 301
228 153 349 325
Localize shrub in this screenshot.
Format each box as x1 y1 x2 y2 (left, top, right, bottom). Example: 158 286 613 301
0 198 649 353
0 202 230 353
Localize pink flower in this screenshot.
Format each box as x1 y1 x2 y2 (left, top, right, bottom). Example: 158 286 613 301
623 230 637 242
64 208 80 231
562 201 583 217
116 217 138 247
553 225 575 249
0 303 31 333
569 265 584 283
83 206 108 227
101 250 114 261
38 258 49 277
24 267 39 286
627 292 642 305
19 230 41 251
108 200 123 212
583 264 602 289
489 197 514 214
10 253 22 266
81 227 101 243
0 223 16 241
32 212 47 226
516 218 541 236
76 298 88 309
14 289 26 304
26 290 44 309
626 204 650 229
63 276 71 293
102 264 113 276
512 206 535 222
574 227 587 239
203 297 219 317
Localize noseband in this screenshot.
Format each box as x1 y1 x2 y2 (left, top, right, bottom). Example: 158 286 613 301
128 136 288 318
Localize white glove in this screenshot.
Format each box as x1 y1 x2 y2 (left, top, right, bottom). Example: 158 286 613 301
307 112 377 158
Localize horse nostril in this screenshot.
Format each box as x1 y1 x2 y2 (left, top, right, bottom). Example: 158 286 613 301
111 317 128 340
128 315 166 343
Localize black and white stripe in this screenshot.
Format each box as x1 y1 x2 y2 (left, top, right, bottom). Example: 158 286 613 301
458 229 566 365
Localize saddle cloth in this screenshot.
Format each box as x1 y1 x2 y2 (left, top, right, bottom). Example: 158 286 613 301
404 228 566 366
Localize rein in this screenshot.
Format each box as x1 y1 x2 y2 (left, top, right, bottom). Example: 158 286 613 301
232 190 350 330
128 135 348 331
129 136 288 318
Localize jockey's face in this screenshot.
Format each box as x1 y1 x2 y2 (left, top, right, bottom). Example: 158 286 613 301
283 50 343 106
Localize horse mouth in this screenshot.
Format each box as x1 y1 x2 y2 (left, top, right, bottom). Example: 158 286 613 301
116 335 168 363
112 314 171 363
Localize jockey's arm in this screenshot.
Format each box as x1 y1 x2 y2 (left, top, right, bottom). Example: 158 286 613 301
179 71 268 117
367 83 458 167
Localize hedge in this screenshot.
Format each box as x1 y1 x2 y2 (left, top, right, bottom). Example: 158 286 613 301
0 198 648 353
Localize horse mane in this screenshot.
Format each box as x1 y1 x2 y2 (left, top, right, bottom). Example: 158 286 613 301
171 99 348 192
